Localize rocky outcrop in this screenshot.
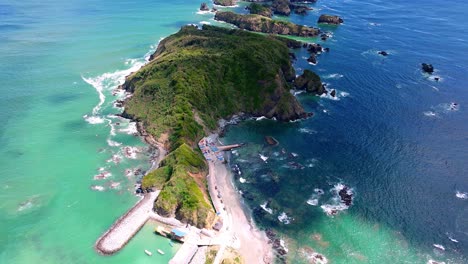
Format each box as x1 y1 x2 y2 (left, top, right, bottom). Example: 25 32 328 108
378 51 388 56
307 54 317 64
422 63 434 74
271 0 291 16
214 0 236 6
294 70 325 94
306 43 323 54
215 11 320 37
246 3 272 17
200 2 209 11
318 14 344 24
265 136 279 146
294 5 309 15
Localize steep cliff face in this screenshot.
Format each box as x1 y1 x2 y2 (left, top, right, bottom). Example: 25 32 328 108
294 69 325 94
214 11 320 37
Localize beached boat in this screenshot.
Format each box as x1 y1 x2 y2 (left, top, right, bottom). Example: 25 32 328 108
144 249 152 256
157 249 165 255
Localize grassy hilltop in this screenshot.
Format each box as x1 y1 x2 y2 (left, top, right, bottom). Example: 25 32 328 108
122 25 307 227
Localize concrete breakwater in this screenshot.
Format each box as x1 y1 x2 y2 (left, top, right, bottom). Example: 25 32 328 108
95 191 160 255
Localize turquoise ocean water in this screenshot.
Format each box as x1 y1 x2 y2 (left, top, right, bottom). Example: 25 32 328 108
0 0 467 263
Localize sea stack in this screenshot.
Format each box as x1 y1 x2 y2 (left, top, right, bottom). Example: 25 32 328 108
200 2 209 11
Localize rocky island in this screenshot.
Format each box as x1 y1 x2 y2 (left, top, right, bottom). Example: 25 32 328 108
215 11 320 37
318 14 344 24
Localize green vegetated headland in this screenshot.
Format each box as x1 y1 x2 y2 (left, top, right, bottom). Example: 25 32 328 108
122 25 320 227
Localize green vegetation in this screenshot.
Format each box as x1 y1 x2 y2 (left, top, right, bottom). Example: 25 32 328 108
214 11 320 37
124 25 304 148
248 3 272 17
294 69 325 94
214 0 235 6
125 25 307 228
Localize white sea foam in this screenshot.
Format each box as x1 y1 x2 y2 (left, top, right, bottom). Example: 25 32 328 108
455 191 468 200
307 198 319 206
423 111 437 117
107 139 122 147
17 198 36 212
320 183 354 216
256 116 267 121
82 57 146 115
291 152 299 157
109 181 121 189
91 185 105 191
122 146 141 159
119 122 138 135
107 154 122 164
239 177 246 183
280 239 288 253
323 73 344 79
83 115 105 124
427 260 445 264
196 10 212 15
278 212 293 224
293 90 306 96
94 171 112 180
307 188 324 206
320 203 349 216
299 128 317 135
200 21 211 25
320 91 340 101
259 154 269 162
306 158 319 168
433 244 445 251
260 202 273 214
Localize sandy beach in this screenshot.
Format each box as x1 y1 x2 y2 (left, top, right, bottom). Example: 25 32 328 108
208 139 272 263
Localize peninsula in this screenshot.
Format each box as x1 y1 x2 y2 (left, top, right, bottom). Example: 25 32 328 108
98 24 324 263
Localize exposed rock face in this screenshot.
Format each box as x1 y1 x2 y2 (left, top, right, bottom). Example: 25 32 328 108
294 69 325 94
200 2 209 11
294 6 309 15
378 51 388 56
330 89 336 97
338 185 353 206
272 0 291 16
422 63 434 74
215 11 320 37
307 43 323 54
247 3 273 17
265 136 279 146
307 54 317 64
318 14 344 24
214 0 236 6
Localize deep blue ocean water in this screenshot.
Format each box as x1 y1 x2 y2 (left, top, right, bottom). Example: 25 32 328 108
0 0 467 263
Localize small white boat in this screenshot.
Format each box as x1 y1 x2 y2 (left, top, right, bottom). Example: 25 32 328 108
433 244 445 251
144 249 152 256
157 249 165 255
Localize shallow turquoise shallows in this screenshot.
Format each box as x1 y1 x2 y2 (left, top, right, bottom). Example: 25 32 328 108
1 0 467 263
